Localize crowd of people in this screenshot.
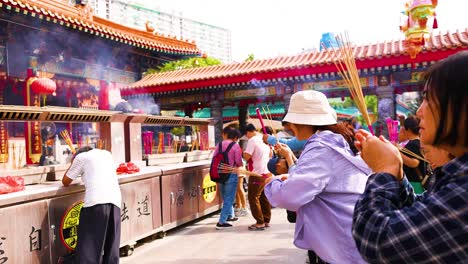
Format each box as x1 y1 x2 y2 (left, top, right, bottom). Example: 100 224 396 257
214 51 468 263
61 51 467 263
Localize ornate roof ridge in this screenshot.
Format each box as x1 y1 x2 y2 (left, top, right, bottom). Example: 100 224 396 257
1 0 200 54
124 28 468 94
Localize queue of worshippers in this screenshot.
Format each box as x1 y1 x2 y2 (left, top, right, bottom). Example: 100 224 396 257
217 51 468 263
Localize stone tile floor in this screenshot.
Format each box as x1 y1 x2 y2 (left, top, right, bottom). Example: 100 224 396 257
121 208 306 264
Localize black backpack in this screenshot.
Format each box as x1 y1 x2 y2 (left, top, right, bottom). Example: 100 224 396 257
209 142 236 183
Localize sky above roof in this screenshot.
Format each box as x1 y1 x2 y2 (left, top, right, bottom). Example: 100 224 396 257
136 0 467 62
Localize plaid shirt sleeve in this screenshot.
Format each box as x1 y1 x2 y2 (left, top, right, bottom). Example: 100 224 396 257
352 168 468 263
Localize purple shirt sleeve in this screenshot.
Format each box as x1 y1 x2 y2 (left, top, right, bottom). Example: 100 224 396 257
265 144 332 211
230 144 243 167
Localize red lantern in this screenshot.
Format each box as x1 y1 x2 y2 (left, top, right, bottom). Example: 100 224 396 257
31 78 56 95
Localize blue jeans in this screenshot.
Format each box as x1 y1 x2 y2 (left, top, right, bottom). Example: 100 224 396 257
219 173 238 224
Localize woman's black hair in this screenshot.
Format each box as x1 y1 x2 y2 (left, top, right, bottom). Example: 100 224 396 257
223 126 241 140
245 123 257 132
403 116 420 135
314 123 359 155
264 126 274 135
423 51 468 147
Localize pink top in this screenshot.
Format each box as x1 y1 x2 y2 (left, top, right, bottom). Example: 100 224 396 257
213 140 243 167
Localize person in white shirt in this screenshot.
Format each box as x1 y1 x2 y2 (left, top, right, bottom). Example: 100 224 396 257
243 123 272 231
62 146 121 264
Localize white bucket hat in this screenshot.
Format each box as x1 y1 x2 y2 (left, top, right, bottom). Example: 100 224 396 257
283 90 337 126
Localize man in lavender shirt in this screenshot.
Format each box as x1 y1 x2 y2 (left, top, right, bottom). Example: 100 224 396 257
264 90 370 264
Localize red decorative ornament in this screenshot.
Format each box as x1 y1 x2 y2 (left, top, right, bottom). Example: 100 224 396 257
31 78 56 95
400 0 438 59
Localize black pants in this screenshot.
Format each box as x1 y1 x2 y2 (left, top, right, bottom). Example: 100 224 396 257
75 203 121 264
308 250 328 264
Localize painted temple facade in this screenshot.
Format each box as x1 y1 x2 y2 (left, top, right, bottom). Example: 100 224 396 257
0 0 200 164
121 29 468 142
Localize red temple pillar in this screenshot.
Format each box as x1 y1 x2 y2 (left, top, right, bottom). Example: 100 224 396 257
99 80 110 110
24 69 42 164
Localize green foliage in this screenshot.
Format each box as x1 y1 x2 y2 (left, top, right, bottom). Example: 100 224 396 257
245 54 255 62
365 95 378 115
170 127 186 136
406 99 422 115
330 95 378 125
145 57 222 74
355 95 377 125
332 95 377 114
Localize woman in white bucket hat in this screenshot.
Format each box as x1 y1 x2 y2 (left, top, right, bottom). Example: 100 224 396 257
264 90 370 264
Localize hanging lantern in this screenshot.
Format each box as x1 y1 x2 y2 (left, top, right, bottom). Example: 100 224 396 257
31 78 56 95
31 78 57 106
400 0 438 59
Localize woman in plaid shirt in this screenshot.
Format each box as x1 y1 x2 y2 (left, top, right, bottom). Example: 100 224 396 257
352 51 468 263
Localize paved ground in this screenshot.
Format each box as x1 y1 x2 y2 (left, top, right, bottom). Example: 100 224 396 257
121 208 307 264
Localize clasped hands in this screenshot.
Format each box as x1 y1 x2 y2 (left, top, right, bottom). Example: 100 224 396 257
355 129 404 181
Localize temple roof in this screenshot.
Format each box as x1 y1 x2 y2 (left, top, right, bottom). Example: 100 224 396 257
122 29 468 96
0 0 200 55
174 104 358 120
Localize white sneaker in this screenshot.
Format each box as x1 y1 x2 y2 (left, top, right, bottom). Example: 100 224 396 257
239 208 249 217
234 208 240 217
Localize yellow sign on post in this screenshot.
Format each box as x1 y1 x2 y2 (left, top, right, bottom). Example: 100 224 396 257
202 174 217 203
60 201 84 251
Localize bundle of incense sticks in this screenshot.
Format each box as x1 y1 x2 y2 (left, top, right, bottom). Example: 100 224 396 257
191 126 200 151
166 133 172 153
261 105 277 136
399 146 429 163
12 143 16 169
77 135 82 148
197 131 202 150
172 136 178 153
18 145 24 169
178 138 184 153
60 130 76 154
385 118 399 143
142 131 153 155
255 108 268 134
322 32 374 135
158 132 164 154
218 163 262 177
